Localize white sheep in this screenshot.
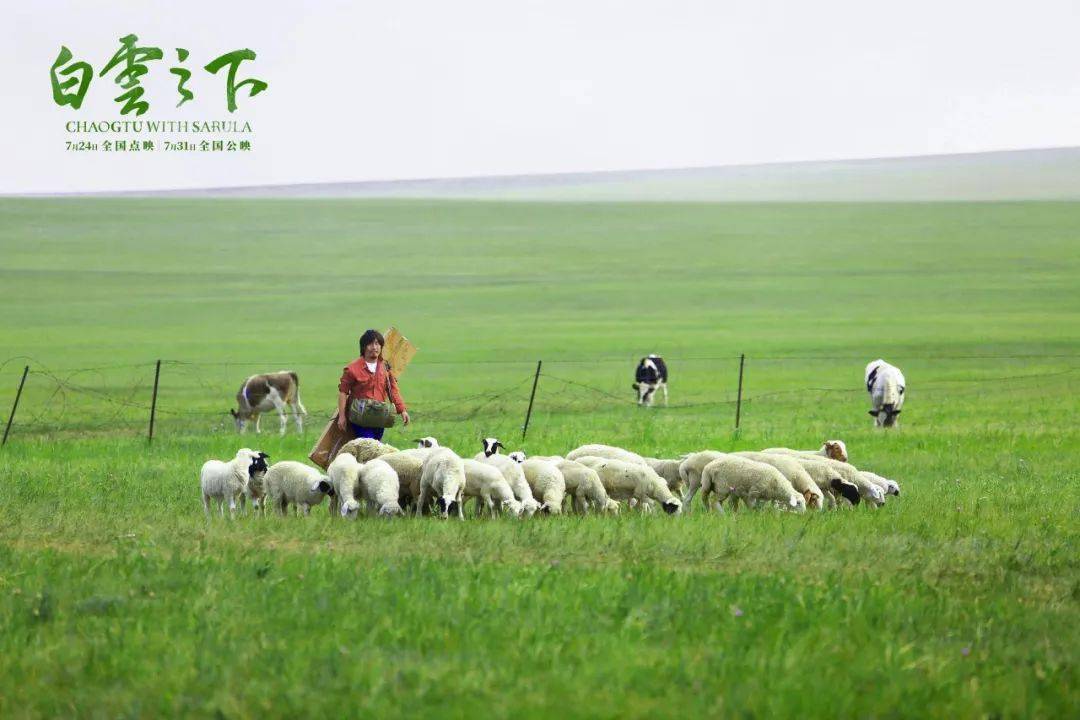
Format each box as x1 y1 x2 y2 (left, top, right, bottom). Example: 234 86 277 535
866 359 906 428
463 459 524 517
860 470 901 497
415 436 439 448
327 452 363 518
357 458 403 516
700 456 806 513
574 456 682 514
336 437 400 463
803 457 886 507
678 451 728 510
760 440 848 463
379 448 430 512
200 448 269 518
476 452 541 516
479 437 505 457
520 458 567 515
787 456 861 508
566 444 647 466
643 457 685 496
418 447 467 519
507 451 527 464
533 456 619 514
264 461 335 516
733 451 825 510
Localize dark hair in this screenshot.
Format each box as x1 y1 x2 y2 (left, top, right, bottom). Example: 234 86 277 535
359 329 385 353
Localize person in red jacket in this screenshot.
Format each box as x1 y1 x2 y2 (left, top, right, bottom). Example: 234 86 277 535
337 329 410 441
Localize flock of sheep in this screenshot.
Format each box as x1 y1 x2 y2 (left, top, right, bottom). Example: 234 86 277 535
199 436 901 519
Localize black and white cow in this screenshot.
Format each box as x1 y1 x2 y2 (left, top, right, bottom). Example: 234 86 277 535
633 354 668 406
865 359 905 428
229 371 307 435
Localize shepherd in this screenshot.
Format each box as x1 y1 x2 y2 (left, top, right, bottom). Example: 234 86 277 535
337 329 411 441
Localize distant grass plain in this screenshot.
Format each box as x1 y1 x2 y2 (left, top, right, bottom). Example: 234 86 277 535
0 198 1077 717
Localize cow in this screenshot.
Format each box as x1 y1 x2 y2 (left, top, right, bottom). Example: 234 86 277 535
633 354 668 406
865 359 905 428
229 371 307 435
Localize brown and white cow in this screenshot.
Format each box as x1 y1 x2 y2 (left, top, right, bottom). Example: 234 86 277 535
229 371 307 435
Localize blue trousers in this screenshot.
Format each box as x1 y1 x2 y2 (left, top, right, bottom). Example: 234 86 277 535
349 423 385 441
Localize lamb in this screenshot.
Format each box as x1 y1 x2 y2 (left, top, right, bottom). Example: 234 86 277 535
200 448 269 518
788 456 861 508
566 444 647 466
463 459 524 517
336 437 400 463
643 457 685 496
797 457 885 507
415 436 439 448
264 460 335 516
520 458 567 514
678 451 729 510
533 456 619 514
379 448 431 512
479 437 505 457
327 452 363 518
860 470 900 497
733 451 824 510
357 458 403 516
507 451 527 464
760 440 848 463
574 456 681 514
476 452 541 516
418 447 467 519
699 456 806 512
866 359 906 428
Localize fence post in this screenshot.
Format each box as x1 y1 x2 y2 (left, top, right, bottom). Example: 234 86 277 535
2 365 30 447
522 360 542 440
148 359 161 443
735 354 745 429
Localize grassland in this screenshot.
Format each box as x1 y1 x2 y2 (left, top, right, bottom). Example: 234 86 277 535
0 198 1077 718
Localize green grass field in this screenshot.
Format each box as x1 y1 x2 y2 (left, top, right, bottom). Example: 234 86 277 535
1 198 1078 718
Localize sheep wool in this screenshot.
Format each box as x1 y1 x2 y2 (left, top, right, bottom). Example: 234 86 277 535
643 457 685 495
200 448 269 518
700 456 806 513
478 453 540 516
761 440 848 463
566 444 647 466
809 457 886 507
520 458 567 515
534 456 619 514
337 437 400 464
678 451 729 510
327 453 363 518
418 447 467 518
575 456 681 514
788 456 859 508
358 458 403 516
733 451 824 510
860 470 900 496
264 461 335 516
463 459 524 517
379 448 431 512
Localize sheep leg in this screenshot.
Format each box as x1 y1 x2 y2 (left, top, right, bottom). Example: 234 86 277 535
416 487 431 517
682 472 702 512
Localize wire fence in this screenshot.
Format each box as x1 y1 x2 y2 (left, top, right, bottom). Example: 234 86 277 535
1 352 1077 443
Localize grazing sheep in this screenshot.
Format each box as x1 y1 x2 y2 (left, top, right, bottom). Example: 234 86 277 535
566 444 647 466
358 458 403 516
200 448 269 518
379 448 430 512
733 451 824 510
788 456 861 508
700 456 806 513
644 457 685 496
860 470 900 497
805 457 886 507
327 453 363 518
476 453 541 516
575 456 681 514
463 459 524 517
418 447 467 519
507 451 527 464
533 456 619 514
337 437 400 463
415 437 439 448
760 441 848 463
678 451 728 510
520 458 567 515
264 461 335 516
866 359 906 428
479 437 505 457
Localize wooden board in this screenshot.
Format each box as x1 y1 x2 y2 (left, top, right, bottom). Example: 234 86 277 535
382 326 417 377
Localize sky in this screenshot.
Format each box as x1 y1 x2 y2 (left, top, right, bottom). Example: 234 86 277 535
3 0 1080 193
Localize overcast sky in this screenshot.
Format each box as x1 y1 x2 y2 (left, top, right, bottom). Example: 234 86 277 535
3 0 1080 193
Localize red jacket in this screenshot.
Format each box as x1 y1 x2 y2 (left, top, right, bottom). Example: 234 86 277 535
339 358 407 414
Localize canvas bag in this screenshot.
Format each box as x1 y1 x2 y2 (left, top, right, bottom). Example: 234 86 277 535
346 365 397 428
